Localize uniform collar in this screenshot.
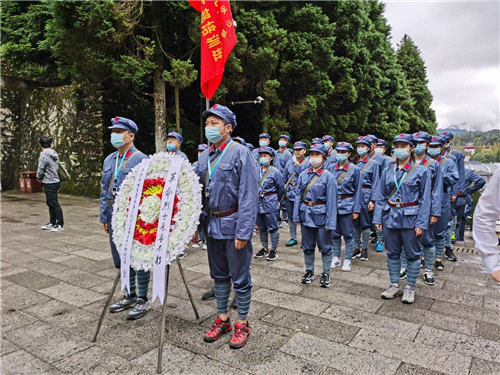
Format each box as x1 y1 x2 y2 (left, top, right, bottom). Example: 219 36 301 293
421 155 430 165
114 145 137 159
437 156 442 163
328 149 333 156
307 167 324 175
361 156 368 163
335 162 349 171
209 138 232 154
401 162 411 171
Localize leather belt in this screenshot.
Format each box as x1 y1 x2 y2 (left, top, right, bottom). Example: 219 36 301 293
210 207 238 218
302 200 326 207
260 191 276 198
387 200 418 208
107 200 114 206
457 194 466 198
289 182 297 186
362 185 371 189
339 194 354 199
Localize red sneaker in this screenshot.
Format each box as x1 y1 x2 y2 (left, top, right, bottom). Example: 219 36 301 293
229 321 251 349
204 318 232 343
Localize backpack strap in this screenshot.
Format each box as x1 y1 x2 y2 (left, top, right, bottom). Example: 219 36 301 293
259 166 275 186
302 173 322 201
336 164 353 184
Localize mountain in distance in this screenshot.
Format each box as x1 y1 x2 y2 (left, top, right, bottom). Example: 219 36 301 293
438 122 500 134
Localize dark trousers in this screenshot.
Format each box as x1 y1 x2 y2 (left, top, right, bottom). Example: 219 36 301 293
43 182 64 226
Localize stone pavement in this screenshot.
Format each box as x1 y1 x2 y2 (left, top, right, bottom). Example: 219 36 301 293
1 190 500 375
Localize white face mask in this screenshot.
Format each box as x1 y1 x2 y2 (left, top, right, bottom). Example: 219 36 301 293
309 157 323 168
374 148 384 155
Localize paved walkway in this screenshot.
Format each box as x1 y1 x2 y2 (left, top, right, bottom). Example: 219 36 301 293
1 191 500 375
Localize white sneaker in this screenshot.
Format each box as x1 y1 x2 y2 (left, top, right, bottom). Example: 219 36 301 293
51 225 65 232
191 240 201 248
342 259 352 272
279 221 288 228
202 243 207 250
41 223 57 230
330 256 341 269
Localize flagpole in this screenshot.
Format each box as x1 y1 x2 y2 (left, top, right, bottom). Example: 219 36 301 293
205 98 210 146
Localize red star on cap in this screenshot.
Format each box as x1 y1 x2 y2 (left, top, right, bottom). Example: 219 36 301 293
400 134 404 137
433 137 436 140
416 133 420 136
360 136 363 139
212 104 217 109
341 142 345 145
378 139 382 142
115 117 119 121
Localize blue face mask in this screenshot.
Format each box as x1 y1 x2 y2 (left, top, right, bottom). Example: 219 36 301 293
336 154 347 162
357 147 368 157
259 140 268 148
427 148 441 157
259 157 270 166
414 144 426 155
111 133 125 149
394 149 410 160
166 143 177 152
205 127 223 143
278 140 287 148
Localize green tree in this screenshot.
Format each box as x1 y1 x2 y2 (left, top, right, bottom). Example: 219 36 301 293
162 59 198 133
396 34 437 134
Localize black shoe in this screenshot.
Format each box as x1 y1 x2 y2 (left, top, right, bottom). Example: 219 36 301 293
423 270 435 285
360 249 368 261
399 267 407 280
320 273 330 288
230 296 237 309
126 298 150 320
202 288 216 301
301 271 315 284
370 231 376 238
435 260 445 271
109 295 137 313
254 248 269 258
267 250 278 261
445 247 458 262
352 248 361 259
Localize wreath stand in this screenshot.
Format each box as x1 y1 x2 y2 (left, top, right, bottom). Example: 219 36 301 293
92 257 200 374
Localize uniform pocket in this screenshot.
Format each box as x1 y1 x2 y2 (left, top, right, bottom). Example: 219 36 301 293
312 204 327 226
220 163 237 188
220 215 237 236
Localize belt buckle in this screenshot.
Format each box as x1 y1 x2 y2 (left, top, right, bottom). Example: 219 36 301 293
395 198 402 208
205 191 210 199
259 192 265 198
307 201 313 207
111 187 117 196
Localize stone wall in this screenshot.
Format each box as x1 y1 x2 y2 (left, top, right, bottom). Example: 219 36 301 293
1 84 104 196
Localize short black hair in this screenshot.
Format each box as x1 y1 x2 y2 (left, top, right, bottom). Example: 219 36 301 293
39 136 52 148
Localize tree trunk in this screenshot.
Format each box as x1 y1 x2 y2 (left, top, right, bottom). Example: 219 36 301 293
153 9 166 153
153 58 166 153
175 86 180 133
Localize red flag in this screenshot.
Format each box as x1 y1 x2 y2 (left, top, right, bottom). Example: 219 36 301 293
189 0 237 100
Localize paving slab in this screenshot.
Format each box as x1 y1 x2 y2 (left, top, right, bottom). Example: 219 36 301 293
430 299 500 325
1 308 38 333
299 285 384 313
1 349 63 374
377 301 477 336
469 358 500 375
349 329 472 375
208 338 326 375
394 363 446 375
1 284 52 310
319 304 420 341
3 270 60 290
253 288 330 316
52 345 133 374
4 321 92 364
262 307 360 345
475 321 500 342
38 282 105 307
415 325 500 363
280 332 401 375
1 339 19 356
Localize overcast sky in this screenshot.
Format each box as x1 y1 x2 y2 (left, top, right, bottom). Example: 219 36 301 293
384 0 499 131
